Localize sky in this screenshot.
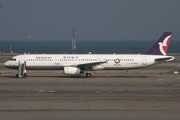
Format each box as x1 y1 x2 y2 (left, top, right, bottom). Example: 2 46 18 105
0 0 180 40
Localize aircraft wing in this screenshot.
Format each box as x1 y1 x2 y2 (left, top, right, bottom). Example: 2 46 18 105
77 61 106 70
62 61 107 70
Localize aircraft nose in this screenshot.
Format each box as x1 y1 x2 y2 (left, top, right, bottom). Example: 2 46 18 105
4 61 9 68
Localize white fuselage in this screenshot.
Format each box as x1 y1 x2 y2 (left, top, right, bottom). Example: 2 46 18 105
4 54 174 70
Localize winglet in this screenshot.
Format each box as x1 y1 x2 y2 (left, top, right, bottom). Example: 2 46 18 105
145 32 172 55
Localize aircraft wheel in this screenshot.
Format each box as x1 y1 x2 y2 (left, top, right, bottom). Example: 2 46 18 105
86 73 91 78
23 73 27 78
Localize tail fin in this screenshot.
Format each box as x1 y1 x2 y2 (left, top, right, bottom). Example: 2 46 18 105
145 32 172 55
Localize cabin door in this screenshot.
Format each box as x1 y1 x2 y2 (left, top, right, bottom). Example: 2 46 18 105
142 56 147 65
21 56 26 64
55 56 59 65
97 57 101 62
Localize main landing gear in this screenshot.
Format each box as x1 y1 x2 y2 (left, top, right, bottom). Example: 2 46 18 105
86 72 91 78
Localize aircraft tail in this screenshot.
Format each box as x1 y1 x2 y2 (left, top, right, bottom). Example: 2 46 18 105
145 32 172 56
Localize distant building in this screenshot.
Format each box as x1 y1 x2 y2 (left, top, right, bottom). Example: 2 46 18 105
10 44 13 53
72 29 77 54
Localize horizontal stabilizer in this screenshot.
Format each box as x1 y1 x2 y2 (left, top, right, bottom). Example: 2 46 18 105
155 57 174 62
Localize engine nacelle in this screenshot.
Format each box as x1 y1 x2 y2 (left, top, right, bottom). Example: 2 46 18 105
63 67 83 75
92 65 104 70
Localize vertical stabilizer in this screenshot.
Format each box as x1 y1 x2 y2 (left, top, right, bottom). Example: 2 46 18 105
145 32 172 55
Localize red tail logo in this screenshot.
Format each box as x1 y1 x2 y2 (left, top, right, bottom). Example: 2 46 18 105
158 35 171 55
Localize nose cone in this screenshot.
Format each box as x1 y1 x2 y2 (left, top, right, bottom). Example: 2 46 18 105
4 61 9 68
4 61 18 69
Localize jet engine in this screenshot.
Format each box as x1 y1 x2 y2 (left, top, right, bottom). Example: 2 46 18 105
63 67 83 75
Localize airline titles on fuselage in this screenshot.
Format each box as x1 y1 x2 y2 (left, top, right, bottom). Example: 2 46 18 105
27 56 53 61
36 56 52 59
26 56 138 66
63 56 79 59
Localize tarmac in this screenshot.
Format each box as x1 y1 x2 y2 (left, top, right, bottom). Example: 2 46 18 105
0 54 180 119
0 69 180 120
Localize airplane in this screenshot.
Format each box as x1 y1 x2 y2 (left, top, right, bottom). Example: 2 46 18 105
4 32 174 78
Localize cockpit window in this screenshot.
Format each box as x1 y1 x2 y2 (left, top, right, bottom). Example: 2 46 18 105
10 58 16 61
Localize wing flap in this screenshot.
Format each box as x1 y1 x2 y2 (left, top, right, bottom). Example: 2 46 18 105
62 61 107 70
77 61 106 70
